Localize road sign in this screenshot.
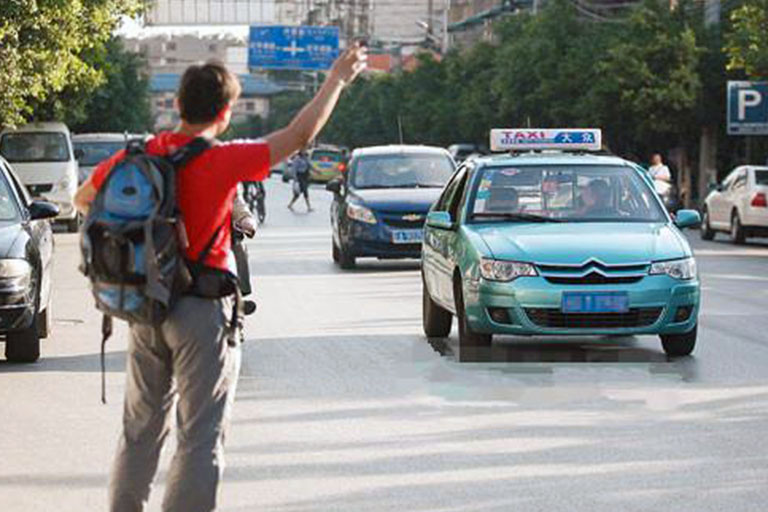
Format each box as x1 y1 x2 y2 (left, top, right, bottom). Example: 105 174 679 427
727 81 768 135
248 25 340 71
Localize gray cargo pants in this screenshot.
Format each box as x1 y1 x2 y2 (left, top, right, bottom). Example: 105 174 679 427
109 295 241 512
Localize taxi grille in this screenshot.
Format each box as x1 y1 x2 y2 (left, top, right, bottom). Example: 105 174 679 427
524 307 662 329
544 272 644 285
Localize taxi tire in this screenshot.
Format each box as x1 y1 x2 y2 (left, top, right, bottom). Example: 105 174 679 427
660 325 696 357
422 283 452 338
730 211 746 245
700 209 715 241
338 243 356 270
455 280 492 348
5 321 41 363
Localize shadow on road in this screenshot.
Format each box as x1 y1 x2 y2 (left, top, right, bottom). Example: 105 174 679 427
0 350 126 373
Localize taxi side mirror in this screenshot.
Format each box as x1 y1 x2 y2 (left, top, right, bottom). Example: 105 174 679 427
325 179 342 194
426 211 453 230
674 209 700 229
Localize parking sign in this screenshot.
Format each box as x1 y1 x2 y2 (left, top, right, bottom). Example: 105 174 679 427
727 81 768 135
248 25 339 71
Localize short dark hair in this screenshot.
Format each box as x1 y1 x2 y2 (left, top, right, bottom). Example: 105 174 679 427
177 60 241 124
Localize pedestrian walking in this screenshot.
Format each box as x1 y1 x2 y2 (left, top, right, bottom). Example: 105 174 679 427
648 153 672 182
74 45 366 512
288 149 313 212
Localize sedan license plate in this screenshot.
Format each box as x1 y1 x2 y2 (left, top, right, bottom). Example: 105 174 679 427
392 229 423 244
562 291 629 313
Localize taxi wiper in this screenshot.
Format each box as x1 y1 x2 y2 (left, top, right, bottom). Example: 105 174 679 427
472 212 563 223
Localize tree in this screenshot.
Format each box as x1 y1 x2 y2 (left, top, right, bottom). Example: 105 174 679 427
724 0 768 80
0 0 145 128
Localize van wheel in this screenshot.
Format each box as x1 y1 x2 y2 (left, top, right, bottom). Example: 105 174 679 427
5 321 41 363
700 209 715 241
66 214 80 233
454 278 491 349
730 211 746 244
423 278 452 338
660 325 697 357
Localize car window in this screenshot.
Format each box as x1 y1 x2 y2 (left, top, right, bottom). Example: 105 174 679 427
468 165 666 223
755 170 768 186
351 154 455 189
435 166 467 211
0 169 21 222
311 150 343 162
731 170 747 191
3 162 30 207
0 132 70 163
73 141 125 166
447 171 470 221
721 169 738 189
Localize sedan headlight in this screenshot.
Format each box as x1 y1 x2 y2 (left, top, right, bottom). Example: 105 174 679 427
480 258 538 282
347 203 377 224
649 257 697 280
0 259 32 290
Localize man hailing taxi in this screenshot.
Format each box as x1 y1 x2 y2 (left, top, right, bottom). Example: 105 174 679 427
74 45 366 512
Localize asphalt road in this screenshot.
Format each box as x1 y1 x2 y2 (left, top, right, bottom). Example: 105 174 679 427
1 174 767 511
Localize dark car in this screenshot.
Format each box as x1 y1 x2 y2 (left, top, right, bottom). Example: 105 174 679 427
326 145 455 269
0 156 58 362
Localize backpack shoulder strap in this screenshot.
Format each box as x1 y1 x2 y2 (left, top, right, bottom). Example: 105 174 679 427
166 137 212 170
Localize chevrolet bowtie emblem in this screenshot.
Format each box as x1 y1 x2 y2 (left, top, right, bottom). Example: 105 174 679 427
403 214 422 221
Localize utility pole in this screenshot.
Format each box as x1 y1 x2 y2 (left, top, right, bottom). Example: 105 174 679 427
427 0 434 36
697 0 721 207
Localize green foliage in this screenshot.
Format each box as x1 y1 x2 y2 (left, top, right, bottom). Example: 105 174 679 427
724 0 768 79
0 0 145 128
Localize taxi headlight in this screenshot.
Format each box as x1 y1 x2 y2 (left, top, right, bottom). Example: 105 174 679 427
480 258 537 282
347 203 377 224
649 257 697 280
0 259 32 289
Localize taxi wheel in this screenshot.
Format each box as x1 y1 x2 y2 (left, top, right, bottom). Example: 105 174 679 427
700 209 715 241
422 282 452 337
660 325 697 357
455 280 492 348
338 243 356 270
730 211 746 245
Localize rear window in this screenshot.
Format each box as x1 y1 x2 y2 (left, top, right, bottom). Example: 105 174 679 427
74 141 125 166
311 150 343 162
0 132 70 163
755 170 768 186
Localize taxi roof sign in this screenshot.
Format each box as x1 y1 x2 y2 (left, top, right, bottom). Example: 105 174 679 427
490 128 602 152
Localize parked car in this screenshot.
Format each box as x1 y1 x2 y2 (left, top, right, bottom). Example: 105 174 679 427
423 129 701 358
326 145 455 269
0 155 58 362
72 132 135 184
701 165 768 243
309 146 347 183
0 122 80 232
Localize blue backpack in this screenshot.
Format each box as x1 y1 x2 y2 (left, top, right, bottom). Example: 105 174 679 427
80 137 210 326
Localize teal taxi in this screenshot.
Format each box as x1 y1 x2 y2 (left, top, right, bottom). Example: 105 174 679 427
422 129 701 357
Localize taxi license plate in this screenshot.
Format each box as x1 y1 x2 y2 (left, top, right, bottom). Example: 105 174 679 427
392 230 423 244
562 291 629 313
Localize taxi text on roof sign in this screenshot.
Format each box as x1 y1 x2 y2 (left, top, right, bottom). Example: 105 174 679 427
490 129 602 152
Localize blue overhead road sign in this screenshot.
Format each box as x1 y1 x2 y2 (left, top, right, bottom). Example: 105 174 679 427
728 81 768 135
249 25 340 71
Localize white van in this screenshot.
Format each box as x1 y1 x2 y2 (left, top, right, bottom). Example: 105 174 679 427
0 122 80 232
72 132 131 184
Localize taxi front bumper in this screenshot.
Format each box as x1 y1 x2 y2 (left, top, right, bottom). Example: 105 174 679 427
463 274 700 336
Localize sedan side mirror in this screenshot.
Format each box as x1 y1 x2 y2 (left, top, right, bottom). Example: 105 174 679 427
426 211 453 229
325 179 342 194
674 209 701 229
29 200 60 221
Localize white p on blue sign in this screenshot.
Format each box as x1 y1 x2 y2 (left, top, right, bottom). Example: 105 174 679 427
728 81 768 135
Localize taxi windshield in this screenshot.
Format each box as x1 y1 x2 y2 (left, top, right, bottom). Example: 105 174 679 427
74 141 125 166
311 150 343 162
352 154 454 189
0 132 70 163
469 165 667 223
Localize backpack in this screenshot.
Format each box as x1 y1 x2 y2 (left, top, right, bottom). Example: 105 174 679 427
80 137 210 326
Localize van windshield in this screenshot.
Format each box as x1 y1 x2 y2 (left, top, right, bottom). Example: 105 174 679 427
73 141 125 166
0 132 70 163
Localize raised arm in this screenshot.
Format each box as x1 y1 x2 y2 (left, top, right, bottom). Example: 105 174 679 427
265 44 366 167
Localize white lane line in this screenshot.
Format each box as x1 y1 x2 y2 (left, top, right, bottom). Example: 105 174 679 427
702 273 768 282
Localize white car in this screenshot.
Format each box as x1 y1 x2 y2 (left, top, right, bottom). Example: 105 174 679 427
72 132 135 184
701 165 768 243
0 122 80 232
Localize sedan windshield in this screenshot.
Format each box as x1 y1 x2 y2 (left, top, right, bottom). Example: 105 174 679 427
0 132 70 163
470 165 667 223
352 154 455 189
74 141 124 166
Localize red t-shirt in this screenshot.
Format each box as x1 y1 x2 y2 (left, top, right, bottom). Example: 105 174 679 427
90 132 270 271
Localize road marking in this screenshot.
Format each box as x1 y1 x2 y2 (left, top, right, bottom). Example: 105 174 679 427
703 273 768 282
